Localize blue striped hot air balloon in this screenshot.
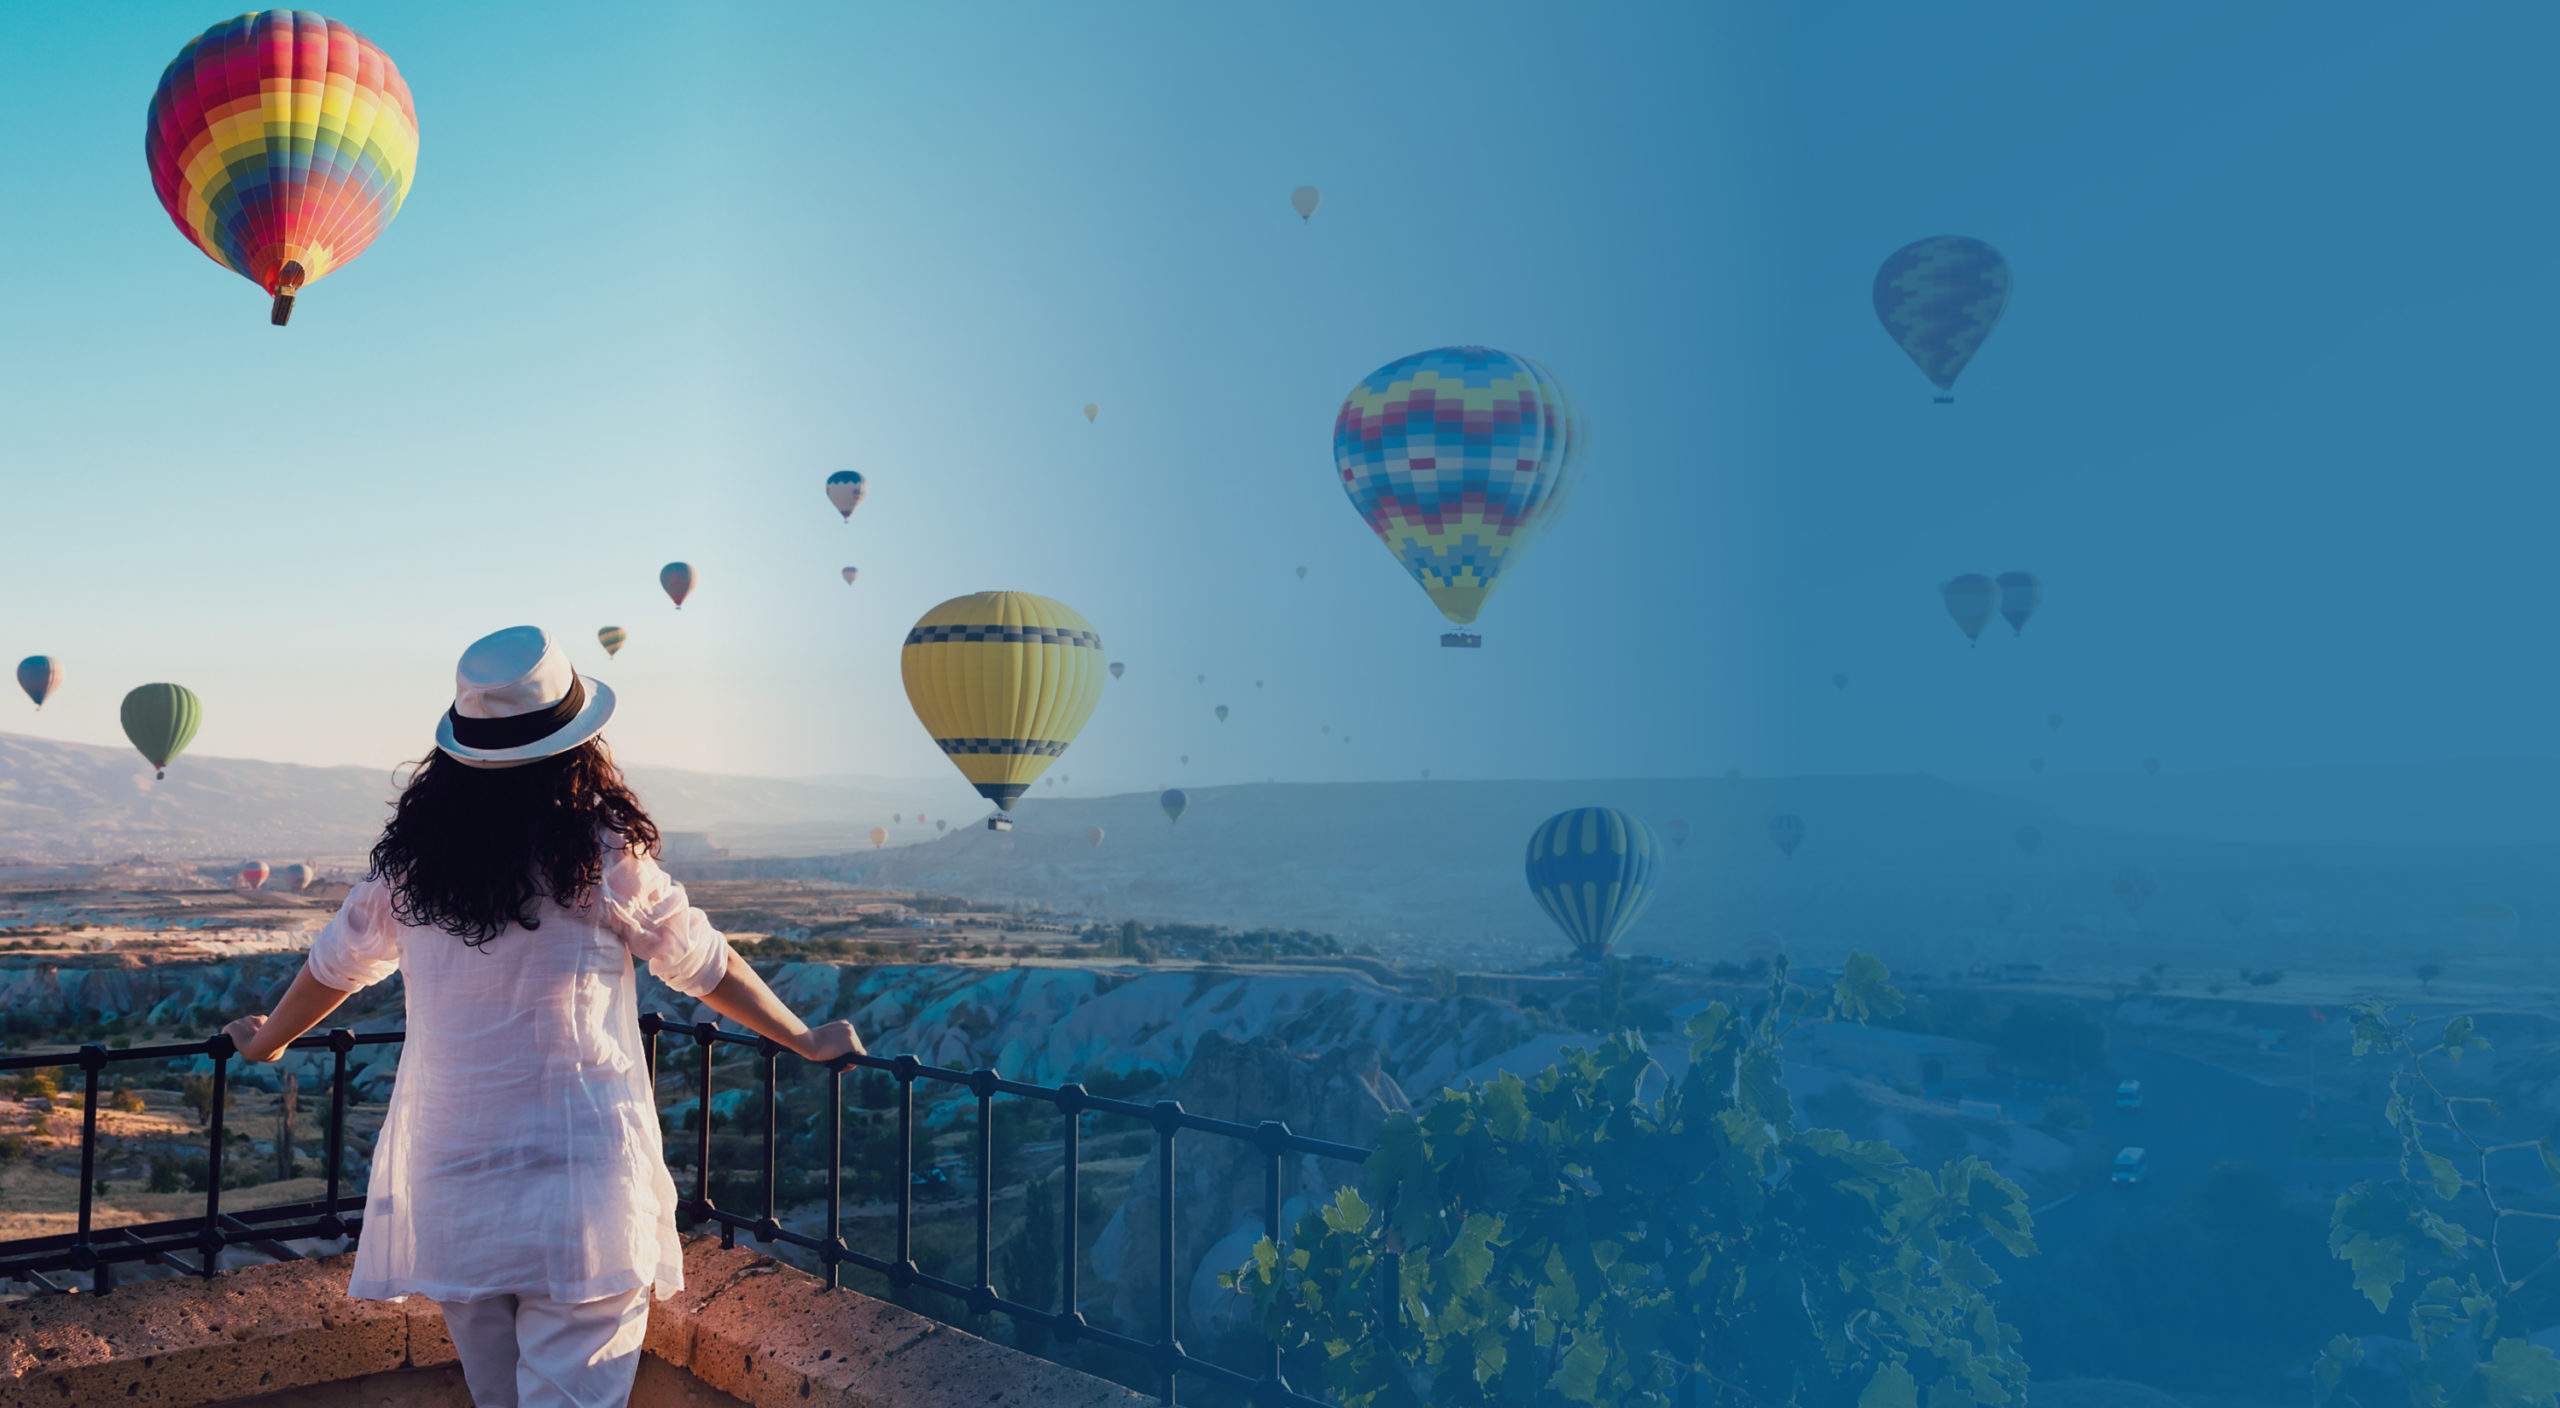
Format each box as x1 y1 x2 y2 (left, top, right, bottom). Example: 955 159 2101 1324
1523 807 1658 961
1873 236 2011 403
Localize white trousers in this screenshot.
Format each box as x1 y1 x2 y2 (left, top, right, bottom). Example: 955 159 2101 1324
437 1288 651 1408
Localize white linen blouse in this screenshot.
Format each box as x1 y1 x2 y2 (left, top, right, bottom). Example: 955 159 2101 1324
303 845 735 1305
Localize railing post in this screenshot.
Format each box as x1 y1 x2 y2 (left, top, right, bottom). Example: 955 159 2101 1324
893 1055 917 1285
971 1069 998 1314
825 1060 845 1291
202 1037 231 1278
1153 1099 1185 1406
75 1046 104 1294
1058 1084 1084 1330
1256 1120 1293 1395
757 1038 781 1244
693 1022 720 1245
324 1030 352 1239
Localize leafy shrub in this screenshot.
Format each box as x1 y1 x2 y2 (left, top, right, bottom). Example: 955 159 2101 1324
1234 957 2036 1408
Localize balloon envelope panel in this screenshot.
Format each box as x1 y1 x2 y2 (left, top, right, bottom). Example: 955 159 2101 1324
144 11 420 297
1872 236 2010 393
1523 807 1658 959
900 592 1105 809
1334 346 1576 627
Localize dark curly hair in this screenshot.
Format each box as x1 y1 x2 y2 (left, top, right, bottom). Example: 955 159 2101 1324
370 740 661 945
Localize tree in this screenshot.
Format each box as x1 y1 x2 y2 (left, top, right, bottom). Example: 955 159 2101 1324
1232 956 2036 1408
2318 1003 2560 1408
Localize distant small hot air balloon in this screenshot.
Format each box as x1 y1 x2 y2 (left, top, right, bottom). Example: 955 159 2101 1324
1195 674 1206 686
121 683 201 781
2029 756 2047 775
2142 756 2162 776
935 819 947 833
1995 571 2042 636
596 627 626 658
1215 705 1229 723
16 656 60 710
146 12 421 326
901 592 1104 831
1088 825 1106 848
1831 672 1849 692
1179 754 1190 766
1768 812 1805 858
870 826 889 849
841 567 859 586
1082 403 1099 423
825 470 867 521
1160 788 1188 824
1320 724 1331 735
1337 346 1578 647
278 863 316 893
1940 574 1996 645
660 562 696 610
1667 818 1692 849
892 814 902 824
237 860 268 891
1109 661 1126 680
1254 679 1264 690
2047 712 2064 732
1873 236 2011 403
2013 825 2044 859
1295 566 1308 580
1290 185 1321 221
1524 808 1658 961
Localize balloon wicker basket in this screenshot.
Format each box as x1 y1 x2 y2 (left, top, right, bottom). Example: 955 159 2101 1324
986 815 1014 832
269 262 305 327
1439 631 1482 649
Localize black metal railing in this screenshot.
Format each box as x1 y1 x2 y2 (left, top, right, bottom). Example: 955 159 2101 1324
0 1018 1372 1408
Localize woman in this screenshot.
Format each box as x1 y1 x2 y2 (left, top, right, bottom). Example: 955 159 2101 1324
223 625 862 1408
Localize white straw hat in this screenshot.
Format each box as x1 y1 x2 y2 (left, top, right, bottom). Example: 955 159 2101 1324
432 626 616 769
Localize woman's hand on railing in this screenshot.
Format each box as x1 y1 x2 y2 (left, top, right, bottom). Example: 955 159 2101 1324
787 1020 866 1064
221 1014 281 1062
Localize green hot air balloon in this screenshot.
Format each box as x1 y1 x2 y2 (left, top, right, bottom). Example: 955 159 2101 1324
121 683 202 781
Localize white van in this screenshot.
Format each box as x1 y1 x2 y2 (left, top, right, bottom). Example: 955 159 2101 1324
2112 1147 2148 1186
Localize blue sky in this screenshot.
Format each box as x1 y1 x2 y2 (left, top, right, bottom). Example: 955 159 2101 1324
0 3 2548 800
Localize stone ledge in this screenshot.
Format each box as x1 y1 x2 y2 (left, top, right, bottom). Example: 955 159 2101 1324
0 1236 1147 1408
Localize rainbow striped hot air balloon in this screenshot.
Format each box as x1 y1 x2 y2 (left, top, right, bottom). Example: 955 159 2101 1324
1524 808 1658 961
1335 347 1579 648
144 12 420 326
900 592 1104 830
596 626 626 658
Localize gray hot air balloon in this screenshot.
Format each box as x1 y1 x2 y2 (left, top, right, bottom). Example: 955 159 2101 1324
1768 813 1805 858
1940 574 1997 645
1995 571 2042 636
1290 185 1321 221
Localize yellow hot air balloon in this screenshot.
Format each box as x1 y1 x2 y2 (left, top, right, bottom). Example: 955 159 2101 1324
900 592 1105 831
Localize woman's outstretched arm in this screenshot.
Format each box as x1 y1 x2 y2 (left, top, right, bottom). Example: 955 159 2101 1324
691 949 866 1063
223 967 355 1062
